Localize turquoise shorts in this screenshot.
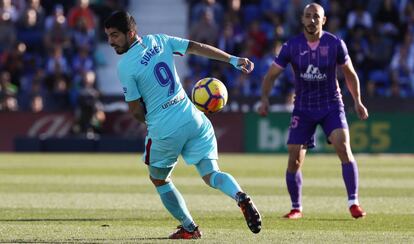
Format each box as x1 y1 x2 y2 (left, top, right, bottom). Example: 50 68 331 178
142 115 218 168
149 159 220 180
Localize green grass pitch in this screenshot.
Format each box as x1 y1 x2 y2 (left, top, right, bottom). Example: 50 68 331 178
0 153 413 243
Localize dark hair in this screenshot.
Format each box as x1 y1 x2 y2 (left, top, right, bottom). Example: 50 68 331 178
104 11 136 34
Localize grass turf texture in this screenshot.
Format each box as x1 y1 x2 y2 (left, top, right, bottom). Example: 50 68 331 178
0 153 413 243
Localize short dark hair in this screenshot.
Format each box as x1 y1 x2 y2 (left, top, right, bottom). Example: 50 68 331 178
104 11 136 34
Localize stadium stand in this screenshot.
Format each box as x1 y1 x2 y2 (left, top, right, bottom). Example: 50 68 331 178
1 0 414 151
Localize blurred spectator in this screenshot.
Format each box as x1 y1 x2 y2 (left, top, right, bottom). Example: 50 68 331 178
72 70 105 138
0 70 18 111
365 30 394 96
19 53 42 93
1 94 18 111
25 0 45 24
390 33 414 97
71 16 95 49
45 45 69 77
231 72 253 97
30 94 44 112
375 0 400 39
67 0 95 33
0 7 16 52
72 44 94 82
189 8 219 46
51 74 70 109
347 2 373 30
0 71 17 96
90 0 126 40
326 15 347 40
260 0 288 24
44 45 71 103
0 0 19 23
245 19 267 58
217 21 240 55
3 42 26 89
191 0 223 26
346 26 370 84
189 8 219 68
284 0 311 37
17 8 44 52
44 4 65 30
43 6 72 51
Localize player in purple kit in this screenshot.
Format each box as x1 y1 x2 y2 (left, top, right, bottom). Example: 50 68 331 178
258 3 368 219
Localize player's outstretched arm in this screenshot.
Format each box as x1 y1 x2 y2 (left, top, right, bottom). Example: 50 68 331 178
186 40 254 73
258 63 284 116
341 60 369 120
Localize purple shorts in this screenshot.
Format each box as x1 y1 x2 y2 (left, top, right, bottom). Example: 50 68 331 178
287 107 348 148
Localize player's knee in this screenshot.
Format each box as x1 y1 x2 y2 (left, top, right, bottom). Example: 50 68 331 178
202 172 214 187
287 159 302 172
202 171 220 188
149 175 170 187
333 142 349 155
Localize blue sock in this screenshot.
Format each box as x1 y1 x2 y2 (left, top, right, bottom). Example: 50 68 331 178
209 171 242 200
156 182 196 232
342 161 359 204
286 171 302 210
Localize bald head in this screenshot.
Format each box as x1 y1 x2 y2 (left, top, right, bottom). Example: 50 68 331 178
302 3 326 39
303 3 325 17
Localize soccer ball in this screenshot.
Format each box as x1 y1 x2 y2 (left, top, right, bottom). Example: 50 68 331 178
191 77 228 114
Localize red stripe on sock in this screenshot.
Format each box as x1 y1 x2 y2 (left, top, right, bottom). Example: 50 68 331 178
145 138 152 165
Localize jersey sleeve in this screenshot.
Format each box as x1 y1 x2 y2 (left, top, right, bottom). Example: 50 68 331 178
163 34 189 56
274 42 290 68
117 61 141 102
336 39 350 65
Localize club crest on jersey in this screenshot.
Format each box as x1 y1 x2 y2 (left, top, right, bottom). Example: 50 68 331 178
320 46 329 56
300 64 327 81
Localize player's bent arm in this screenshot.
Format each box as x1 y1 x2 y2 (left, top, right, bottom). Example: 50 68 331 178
186 40 254 73
341 60 369 120
341 60 362 104
258 63 284 116
127 100 146 123
186 40 231 63
261 63 284 100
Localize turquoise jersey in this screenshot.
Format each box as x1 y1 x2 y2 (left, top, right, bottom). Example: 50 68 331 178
117 34 204 139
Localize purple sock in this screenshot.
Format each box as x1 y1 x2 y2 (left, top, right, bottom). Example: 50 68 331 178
286 171 302 209
341 161 359 200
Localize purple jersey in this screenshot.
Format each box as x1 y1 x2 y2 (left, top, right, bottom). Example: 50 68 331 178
274 31 349 111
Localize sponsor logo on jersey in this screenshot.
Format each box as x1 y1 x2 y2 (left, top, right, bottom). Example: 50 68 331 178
300 64 327 81
161 93 185 109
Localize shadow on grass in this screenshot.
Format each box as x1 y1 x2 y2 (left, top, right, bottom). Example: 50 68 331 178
0 217 146 222
1 237 169 243
300 218 356 222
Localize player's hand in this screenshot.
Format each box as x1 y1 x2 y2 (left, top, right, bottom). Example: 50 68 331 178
258 97 269 117
238 58 254 73
230 56 254 73
354 102 368 120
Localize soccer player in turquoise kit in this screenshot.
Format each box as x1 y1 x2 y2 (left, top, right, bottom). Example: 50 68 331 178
104 11 261 239
259 3 368 219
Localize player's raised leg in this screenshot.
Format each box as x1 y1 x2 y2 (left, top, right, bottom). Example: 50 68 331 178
283 144 307 219
329 128 366 219
149 165 202 239
196 159 262 234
